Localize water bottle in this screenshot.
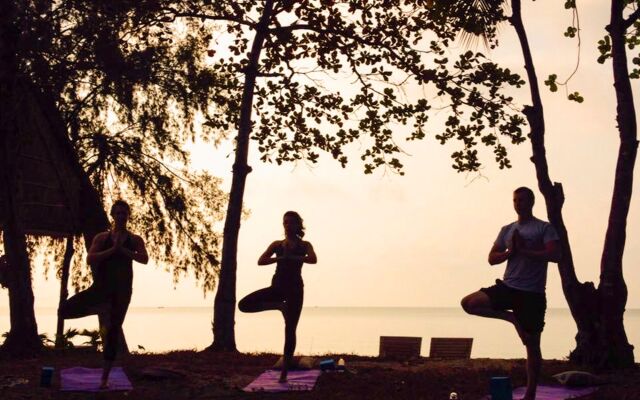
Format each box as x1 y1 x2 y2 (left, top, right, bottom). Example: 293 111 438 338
40 366 54 387
489 376 512 400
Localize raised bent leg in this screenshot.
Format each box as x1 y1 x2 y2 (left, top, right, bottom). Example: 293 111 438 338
238 286 283 313
460 290 530 344
461 290 512 321
59 285 107 319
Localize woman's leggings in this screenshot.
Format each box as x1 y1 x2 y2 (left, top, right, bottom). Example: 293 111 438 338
59 285 131 361
238 284 304 360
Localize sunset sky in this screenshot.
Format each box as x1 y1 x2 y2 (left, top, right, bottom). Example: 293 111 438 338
4 1 640 313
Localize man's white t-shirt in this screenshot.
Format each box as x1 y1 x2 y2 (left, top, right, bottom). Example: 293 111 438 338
494 217 559 294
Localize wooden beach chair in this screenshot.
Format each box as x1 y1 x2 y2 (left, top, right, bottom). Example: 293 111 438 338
378 336 422 359
428 337 473 360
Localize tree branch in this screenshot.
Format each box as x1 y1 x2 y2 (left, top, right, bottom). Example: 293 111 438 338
623 8 640 30
158 7 254 28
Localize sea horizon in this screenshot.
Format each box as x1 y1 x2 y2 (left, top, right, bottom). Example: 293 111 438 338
2 306 639 361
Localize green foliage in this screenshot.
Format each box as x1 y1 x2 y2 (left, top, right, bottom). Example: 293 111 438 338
14 1 235 292
564 26 578 38
545 74 559 92
627 17 640 78
161 0 525 173
598 36 613 64
567 92 584 103
1 330 54 347
39 333 54 346
55 328 81 349
546 2 582 99
597 2 640 79
78 329 102 348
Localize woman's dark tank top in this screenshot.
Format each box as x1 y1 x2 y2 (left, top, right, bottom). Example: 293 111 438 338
272 240 305 287
97 233 134 293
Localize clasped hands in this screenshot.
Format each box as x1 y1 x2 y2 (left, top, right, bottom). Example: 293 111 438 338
276 254 302 262
110 233 133 257
506 229 526 259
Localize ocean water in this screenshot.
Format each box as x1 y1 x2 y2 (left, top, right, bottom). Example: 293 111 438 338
0 307 638 360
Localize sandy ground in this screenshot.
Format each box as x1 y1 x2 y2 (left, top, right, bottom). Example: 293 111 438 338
0 348 638 399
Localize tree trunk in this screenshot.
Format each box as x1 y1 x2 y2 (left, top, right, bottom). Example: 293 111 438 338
510 0 634 368
55 236 74 348
0 227 42 356
0 154 42 356
0 0 42 357
595 0 637 368
208 0 275 352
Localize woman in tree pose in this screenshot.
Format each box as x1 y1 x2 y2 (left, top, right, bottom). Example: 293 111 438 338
239 211 317 382
60 200 148 389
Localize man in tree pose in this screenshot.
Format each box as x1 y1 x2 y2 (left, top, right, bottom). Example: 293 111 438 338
60 200 148 389
461 187 561 400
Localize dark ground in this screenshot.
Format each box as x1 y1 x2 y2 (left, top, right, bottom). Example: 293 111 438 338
0 349 638 399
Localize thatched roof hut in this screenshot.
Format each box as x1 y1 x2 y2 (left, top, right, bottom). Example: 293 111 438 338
0 79 108 240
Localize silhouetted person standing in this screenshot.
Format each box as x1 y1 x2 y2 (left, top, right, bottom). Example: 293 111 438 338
0 254 8 289
461 187 560 400
60 200 148 389
239 211 317 382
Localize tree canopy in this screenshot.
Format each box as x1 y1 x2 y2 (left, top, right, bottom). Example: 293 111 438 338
14 0 238 291
159 0 527 174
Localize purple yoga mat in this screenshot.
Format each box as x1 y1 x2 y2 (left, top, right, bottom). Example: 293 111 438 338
511 385 597 399
243 369 321 392
60 367 133 392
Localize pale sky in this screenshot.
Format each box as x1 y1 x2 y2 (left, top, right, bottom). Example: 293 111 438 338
4 1 640 312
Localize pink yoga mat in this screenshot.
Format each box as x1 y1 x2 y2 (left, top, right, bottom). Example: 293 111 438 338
481 385 598 400
243 369 321 392
485 385 597 400
512 385 597 399
60 367 133 392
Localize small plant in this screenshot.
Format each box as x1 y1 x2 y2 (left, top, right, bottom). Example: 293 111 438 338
39 333 55 346
78 329 102 350
55 328 80 349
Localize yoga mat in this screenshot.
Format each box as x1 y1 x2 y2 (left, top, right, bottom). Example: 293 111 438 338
60 367 133 392
243 369 321 392
480 385 598 400
511 385 597 399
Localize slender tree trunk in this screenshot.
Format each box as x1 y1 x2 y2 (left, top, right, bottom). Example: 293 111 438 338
510 0 634 368
0 158 42 356
595 0 637 367
208 0 275 352
0 0 42 357
510 0 599 363
55 236 74 348
0 227 41 356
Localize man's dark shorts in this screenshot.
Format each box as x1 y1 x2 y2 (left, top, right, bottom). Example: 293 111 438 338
481 279 546 334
